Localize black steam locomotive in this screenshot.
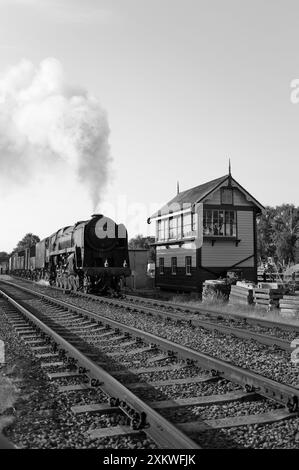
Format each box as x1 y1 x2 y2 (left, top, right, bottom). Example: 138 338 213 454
9 214 131 294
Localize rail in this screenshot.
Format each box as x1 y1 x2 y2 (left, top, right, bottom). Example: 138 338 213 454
1 281 298 412
0 286 199 449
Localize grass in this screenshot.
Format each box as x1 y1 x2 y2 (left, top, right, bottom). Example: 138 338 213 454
169 294 299 326
0 372 18 432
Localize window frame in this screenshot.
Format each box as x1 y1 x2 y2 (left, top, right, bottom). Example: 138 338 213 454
171 257 177 275
177 214 182 239
156 211 195 243
185 256 192 275
182 212 194 238
203 209 237 238
159 257 164 274
168 216 177 239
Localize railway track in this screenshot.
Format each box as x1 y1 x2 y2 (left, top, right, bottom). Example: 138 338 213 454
9 276 299 333
123 293 299 332
0 287 198 449
5 277 299 349
1 280 299 448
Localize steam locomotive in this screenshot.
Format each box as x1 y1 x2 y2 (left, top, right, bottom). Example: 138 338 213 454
9 214 131 294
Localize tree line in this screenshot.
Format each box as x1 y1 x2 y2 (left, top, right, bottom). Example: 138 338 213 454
0 233 40 258
257 204 299 266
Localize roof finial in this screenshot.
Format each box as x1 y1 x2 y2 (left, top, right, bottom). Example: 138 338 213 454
228 158 231 176
177 181 180 195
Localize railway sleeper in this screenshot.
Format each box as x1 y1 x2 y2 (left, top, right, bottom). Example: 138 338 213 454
4 282 299 443
90 378 103 388
287 396 299 413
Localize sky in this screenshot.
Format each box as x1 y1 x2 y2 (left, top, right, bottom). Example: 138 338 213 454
0 0 299 252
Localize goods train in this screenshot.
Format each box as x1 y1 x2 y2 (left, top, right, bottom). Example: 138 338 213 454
9 214 131 294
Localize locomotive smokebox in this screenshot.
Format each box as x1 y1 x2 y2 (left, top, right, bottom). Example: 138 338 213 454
85 214 117 250
95 217 116 240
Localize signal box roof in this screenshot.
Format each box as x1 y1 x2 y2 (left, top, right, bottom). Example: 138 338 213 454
149 174 264 220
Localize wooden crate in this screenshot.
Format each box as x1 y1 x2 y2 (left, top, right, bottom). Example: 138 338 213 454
279 294 299 318
253 287 283 310
229 285 253 305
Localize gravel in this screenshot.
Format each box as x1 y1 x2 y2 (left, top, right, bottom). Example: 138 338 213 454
16 280 296 340
0 298 158 449
2 280 299 449
160 398 282 423
125 296 298 341
27 292 298 388
4 281 298 387
194 417 299 449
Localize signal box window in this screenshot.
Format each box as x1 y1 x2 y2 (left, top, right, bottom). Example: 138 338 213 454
183 213 194 238
185 256 192 275
203 210 236 237
157 220 163 241
169 217 178 239
159 258 164 274
157 219 169 241
171 257 177 275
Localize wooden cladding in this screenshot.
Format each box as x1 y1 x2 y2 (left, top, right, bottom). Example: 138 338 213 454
156 244 196 268
202 211 254 267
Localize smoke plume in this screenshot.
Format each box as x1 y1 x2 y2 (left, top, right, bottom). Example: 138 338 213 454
0 57 110 209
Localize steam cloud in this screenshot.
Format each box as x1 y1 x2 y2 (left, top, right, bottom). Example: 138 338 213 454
0 57 110 209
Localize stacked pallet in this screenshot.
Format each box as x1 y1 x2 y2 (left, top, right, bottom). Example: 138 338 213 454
253 284 284 310
257 268 284 284
229 282 254 305
202 280 231 303
279 293 299 318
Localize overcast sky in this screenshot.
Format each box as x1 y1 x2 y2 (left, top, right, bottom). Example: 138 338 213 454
0 0 299 252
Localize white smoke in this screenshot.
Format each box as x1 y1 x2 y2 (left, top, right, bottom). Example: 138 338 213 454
0 57 110 209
